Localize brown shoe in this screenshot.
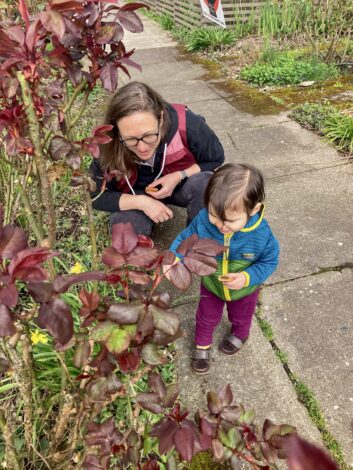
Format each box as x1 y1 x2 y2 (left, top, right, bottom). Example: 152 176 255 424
219 334 247 356
191 348 211 374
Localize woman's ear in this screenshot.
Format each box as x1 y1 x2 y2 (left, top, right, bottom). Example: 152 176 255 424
250 202 262 216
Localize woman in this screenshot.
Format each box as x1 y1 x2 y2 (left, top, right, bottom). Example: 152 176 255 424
90 81 224 236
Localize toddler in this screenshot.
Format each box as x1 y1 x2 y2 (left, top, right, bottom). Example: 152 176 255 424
168 163 279 374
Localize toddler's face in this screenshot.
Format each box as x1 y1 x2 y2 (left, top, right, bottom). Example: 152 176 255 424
208 206 249 234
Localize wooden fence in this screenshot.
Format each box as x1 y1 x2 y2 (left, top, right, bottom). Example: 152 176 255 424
142 0 268 29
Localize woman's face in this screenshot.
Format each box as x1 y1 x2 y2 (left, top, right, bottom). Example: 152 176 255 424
117 111 162 161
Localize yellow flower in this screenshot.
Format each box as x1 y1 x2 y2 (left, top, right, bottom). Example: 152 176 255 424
31 329 48 345
27 176 33 185
69 262 84 274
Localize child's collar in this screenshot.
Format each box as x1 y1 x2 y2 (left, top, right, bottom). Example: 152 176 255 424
240 204 265 232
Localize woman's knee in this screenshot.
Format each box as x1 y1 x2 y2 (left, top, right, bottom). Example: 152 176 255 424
187 171 212 196
110 210 154 236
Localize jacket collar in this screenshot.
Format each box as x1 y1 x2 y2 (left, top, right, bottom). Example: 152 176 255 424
240 204 265 233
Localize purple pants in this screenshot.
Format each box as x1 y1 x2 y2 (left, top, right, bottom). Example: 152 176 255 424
195 283 259 347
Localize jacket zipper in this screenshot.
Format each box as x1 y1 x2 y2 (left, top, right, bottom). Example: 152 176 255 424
222 233 233 301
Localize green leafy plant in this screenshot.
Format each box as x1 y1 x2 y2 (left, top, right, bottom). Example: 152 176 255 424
291 103 337 132
159 13 175 31
324 111 353 153
184 27 235 53
240 57 339 86
292 103 353 154
0 215 225 468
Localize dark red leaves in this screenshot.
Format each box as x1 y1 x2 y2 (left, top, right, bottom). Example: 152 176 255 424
40 10 66 40
119 2 148 12
175 233 198 256
52 271 107 293
99 65 118 93
164 234 224 289
102 247 125 268
117 349 140 373
193 238 227 257
0 283 18 308
73 340 91 368
287 435 338 470
37 298 74 345
19 0 30 28
0 225 28 259
107 302 142 324
183 252 217 276
125 246 159 268
85 417 123 454
49 135 75 161
151 305 180 336
174 426 195 462
166 262 191 291
8 247 58 282
117 10 143 33
112 222 138 255
79 288 100 316
27 282 54 303
92 125 113 144
103 223 158 270
48 0 85 11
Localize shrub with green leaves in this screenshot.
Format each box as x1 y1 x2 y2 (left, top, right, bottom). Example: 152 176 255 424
184 27 235 53
292 103 353 154
159 13 174 31
291 103 337 132
240 57 339 86
324 112 353 153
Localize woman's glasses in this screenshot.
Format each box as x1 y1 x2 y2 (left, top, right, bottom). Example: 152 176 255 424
119 131 159 148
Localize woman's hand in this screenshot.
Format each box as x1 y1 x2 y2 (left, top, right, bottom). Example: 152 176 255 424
219 273 247 290
145 172 181 199
139 195 173 223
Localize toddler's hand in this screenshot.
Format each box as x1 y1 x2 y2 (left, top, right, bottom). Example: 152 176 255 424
219 273 247 290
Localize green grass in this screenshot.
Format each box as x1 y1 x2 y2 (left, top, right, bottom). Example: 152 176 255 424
256 314 274 341
291 102 337 132
241 56 339 86
324 112 353 153
184 27 236 53
292 103 353 154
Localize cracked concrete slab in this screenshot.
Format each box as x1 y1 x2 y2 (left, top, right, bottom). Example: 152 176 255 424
266 164 353 282
153 82 222 104
225 120 341 176
263 269 353 464
121 59 206 86
130 47 180 65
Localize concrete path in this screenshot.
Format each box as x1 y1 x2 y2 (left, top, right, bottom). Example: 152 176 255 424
122 17 353 466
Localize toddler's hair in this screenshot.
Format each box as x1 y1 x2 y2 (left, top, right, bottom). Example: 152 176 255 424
204 163 265 219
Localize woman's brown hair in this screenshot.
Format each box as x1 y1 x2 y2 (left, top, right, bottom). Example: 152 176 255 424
100 81 170 174
204 163 265 219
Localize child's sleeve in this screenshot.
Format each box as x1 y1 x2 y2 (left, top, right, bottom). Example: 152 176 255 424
169 213 200 257
241 231 279 287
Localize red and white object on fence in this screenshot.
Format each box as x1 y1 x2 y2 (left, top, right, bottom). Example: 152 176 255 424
199 0 226 28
